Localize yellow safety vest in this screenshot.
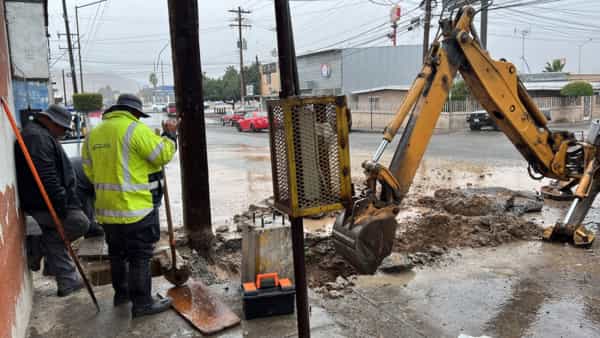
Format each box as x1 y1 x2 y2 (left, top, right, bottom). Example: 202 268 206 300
82 110 176 224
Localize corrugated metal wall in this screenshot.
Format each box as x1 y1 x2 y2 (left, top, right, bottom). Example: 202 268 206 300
341 45 422 94
297 49 343 95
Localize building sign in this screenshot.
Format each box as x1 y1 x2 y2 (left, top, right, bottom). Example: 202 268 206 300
390 4 401 23
320 64 332 78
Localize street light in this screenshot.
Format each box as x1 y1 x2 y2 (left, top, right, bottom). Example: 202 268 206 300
578 38 592 74
75 0 107 92
155 42 170 87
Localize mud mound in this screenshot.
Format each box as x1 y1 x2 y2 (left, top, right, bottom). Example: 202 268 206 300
419 188 543 216
394 213 541 253
305 235 357 288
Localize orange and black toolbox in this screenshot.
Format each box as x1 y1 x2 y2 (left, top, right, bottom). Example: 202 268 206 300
242 273 295 319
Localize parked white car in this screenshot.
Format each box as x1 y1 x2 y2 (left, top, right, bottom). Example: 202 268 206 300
152 103 167 113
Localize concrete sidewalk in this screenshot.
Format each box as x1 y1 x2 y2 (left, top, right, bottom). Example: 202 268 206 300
27 275 344 338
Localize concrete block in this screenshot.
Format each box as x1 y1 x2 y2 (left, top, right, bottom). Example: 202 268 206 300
241 225 294 283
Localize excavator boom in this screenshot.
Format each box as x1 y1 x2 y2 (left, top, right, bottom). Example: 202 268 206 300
333 6 599 274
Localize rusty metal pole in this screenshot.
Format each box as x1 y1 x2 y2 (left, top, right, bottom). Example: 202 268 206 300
273 0 310 336
167 0 215 253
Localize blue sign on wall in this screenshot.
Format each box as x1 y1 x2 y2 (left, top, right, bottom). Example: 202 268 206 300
12 79 49 123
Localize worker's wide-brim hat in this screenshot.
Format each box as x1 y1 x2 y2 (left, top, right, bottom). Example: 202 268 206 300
104 93 150 118
37 104 73 130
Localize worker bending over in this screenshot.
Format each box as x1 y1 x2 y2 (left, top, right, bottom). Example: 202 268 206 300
15 104 90 297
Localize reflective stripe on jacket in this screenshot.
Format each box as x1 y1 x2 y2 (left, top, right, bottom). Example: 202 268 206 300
82 110 176 224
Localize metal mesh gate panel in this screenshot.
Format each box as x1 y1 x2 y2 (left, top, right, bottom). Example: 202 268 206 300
267 96 352 218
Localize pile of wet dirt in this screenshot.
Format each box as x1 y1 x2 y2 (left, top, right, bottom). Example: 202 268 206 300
305 187 544 289
180 187 544 293
305 234 357 289
176 230 242 286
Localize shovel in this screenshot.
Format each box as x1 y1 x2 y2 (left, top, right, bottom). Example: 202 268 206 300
162 165 191 286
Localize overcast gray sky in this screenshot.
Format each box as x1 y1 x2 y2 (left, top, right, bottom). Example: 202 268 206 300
47 0 600 89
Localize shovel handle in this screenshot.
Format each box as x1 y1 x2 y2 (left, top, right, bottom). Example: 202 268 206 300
162 166 177 269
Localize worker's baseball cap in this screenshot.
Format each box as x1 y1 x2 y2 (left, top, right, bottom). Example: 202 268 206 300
105 93 149 118
37 104 73 130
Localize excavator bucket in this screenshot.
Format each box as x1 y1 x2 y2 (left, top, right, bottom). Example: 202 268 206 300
332 203 398 274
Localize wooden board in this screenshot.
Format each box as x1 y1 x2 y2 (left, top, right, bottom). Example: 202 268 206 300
165 281 240 335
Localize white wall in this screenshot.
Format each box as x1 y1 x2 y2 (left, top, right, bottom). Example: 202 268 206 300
5 2 49 79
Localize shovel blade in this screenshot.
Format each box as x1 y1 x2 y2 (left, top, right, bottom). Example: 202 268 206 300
165 280 240 335
163 264 192 287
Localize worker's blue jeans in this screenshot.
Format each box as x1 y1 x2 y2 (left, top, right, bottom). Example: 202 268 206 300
102 208 160 309
29 209 90 292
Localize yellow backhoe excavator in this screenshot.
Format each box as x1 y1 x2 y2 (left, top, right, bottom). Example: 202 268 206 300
332 5 600 274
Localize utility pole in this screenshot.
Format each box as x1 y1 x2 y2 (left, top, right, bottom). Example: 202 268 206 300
422 0 432 61
481 0 488 49
75 0 107 93
61 0 78 94
229 7 251 108
76 10 83 92
167 0 215 253
62 69 68 105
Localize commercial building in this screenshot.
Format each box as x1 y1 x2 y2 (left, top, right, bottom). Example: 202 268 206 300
260 45 422 99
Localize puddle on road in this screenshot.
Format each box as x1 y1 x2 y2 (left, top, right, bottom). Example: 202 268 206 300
353 271 416 288
351 242 600 337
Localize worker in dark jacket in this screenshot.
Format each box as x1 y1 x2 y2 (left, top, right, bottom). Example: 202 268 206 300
15 104 90 297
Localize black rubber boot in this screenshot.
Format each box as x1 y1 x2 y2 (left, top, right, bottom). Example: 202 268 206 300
131 297 172 318
27 235 43 271
129 258 162 317
110 258 129 306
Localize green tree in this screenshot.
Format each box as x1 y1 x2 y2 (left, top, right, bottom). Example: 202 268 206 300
73 93 103 112
560 81 593 97
244 61 260 96
221 66 241 102
543 59 566 73
149 72 158 88
450 80 469 100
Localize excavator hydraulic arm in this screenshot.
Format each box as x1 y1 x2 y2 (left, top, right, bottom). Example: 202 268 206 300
333 6 600 274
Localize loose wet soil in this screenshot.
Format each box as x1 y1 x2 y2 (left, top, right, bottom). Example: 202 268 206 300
180 186 546 291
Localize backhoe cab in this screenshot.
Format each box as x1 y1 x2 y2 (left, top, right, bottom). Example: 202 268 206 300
332 6 598 274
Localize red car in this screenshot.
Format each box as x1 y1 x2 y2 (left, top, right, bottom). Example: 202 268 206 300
236 111 269 132
221 111 245 126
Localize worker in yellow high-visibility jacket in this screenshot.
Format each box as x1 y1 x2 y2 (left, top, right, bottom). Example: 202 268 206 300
82 93 178 318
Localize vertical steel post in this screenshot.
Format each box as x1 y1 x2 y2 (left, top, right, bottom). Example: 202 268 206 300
167 0 215 253
274 1 309 336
